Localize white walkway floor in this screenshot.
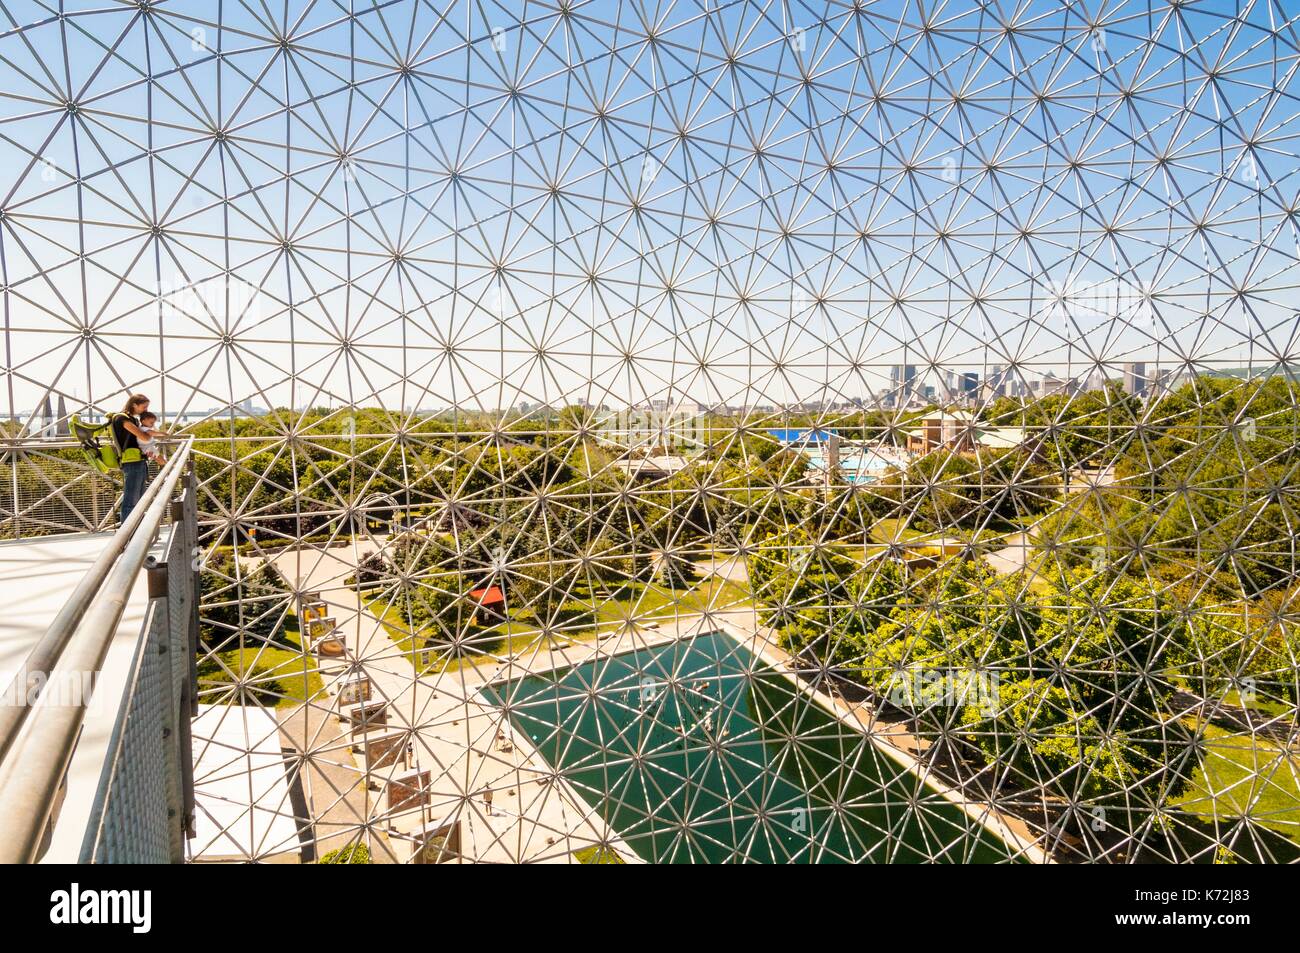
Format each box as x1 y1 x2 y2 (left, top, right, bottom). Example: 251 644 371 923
0 530 169 863
0 532 150 674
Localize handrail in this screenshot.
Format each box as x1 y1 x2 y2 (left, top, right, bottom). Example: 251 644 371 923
0 439 193 863
0 439 193 764
0 438 87 451
0 436 188 452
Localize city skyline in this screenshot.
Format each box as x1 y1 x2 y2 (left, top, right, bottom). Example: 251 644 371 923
1 0 1298 874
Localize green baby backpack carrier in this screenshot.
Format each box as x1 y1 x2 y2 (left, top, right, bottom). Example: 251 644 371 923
70 413 134 476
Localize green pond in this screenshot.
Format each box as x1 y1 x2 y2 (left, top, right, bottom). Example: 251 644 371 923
483 631 1017 863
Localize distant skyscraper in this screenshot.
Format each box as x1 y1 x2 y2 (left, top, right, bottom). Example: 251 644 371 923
989 365 1006 398
1037 373 1071 397
889 364 917 406
1153 367 1174 396
1123 362 1148 396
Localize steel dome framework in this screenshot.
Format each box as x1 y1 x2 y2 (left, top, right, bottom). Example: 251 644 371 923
2 0 1300 863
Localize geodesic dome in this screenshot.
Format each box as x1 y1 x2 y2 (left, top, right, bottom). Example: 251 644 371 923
2 0 1298 863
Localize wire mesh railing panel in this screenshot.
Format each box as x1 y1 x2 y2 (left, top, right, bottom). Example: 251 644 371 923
0 446 119 539
84 598 173 864
81 479 197 863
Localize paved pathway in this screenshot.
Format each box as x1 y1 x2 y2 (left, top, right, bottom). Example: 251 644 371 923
695 554 750 583
275 702 400 863
268 544 638 863
984 531 1032 574
251 543 1052 864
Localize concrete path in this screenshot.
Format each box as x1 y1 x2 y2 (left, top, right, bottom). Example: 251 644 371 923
695 553 750 582
984 531 1032 574
223 543 1055 864
1067 466 1116 494
266 544 637 863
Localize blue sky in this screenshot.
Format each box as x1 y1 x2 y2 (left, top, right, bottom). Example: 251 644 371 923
0 0 1297 420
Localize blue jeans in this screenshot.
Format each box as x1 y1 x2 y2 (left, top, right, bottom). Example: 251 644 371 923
120 460 149 524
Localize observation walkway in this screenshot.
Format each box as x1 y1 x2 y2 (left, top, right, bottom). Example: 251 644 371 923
0 439 198 863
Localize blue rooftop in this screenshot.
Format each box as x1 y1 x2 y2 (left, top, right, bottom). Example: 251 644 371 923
768 428 838 445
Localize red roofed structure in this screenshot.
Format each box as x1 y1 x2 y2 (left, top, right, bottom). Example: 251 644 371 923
468 585 506 623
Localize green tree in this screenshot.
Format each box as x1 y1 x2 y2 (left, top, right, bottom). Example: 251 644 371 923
199 551 289 648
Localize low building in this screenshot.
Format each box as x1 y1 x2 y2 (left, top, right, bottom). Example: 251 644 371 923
903 412 1029 455
767 427 838 447
468 585 506 624
609 454 691 480
903 411 978 453
974 426 1028 451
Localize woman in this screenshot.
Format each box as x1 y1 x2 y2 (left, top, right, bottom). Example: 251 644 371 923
113 394 154 524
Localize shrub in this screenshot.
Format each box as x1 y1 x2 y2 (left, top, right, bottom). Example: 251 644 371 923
319 843 371 864
347 550 392 590
199 551 289 649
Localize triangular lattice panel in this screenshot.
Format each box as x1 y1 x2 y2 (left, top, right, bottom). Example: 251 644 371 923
2 1 1298 863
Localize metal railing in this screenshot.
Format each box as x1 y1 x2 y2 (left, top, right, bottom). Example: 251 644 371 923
0 438 120 538
0 439 198 863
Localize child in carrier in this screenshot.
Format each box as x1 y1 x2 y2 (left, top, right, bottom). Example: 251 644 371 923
137 411 169 465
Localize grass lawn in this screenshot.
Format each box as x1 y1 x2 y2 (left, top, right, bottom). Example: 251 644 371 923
828 543 887 563
364 594 552 675
593 577 753 626
965 515 1030 541
1217 689 1295 720
1172 723 1300 844
196 611 326 708
364 573 755 674
869 517 932 544
573 845 626 864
